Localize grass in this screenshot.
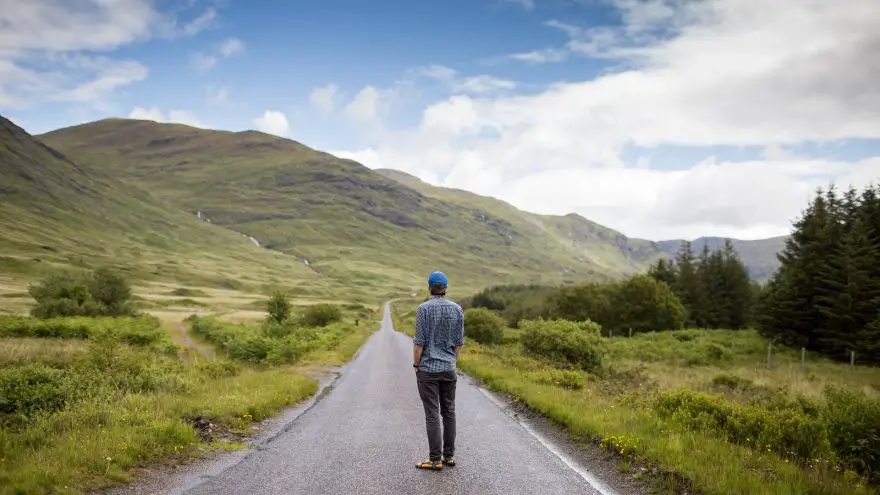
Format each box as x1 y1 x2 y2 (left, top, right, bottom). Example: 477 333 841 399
391 300 880 494
0 291 380 495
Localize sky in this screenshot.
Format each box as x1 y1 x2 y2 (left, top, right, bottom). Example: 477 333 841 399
1 0 879 241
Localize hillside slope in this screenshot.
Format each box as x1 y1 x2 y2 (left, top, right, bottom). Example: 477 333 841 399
38 118 665 292
0 115 337 306
373 169 784 281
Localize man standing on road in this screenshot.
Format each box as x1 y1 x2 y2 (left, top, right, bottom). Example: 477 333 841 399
413 271 464 471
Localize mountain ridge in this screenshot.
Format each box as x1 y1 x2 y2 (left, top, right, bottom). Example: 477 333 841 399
27 117 783 288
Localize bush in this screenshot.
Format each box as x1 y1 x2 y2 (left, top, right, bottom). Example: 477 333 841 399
520 319 606 371
654 389 833 465
530 368 587 390
0 363 70 421
266 290 291 324
302 303 342 327
823 386 880 484
28 268 136 318
464 308 505 345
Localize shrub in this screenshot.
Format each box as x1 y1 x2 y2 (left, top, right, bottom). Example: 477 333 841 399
0 363 70 421
823 386 880 484
520 319 606 371
654 389 833 464
302 304 342 327
28 268 136 318
530 368 587 390
266 290 291 324
464 308 505 345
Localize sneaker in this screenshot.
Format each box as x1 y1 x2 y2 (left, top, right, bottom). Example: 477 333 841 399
415 458 443 470
443 456 455 467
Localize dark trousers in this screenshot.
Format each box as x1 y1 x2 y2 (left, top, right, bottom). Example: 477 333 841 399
416 370 457 460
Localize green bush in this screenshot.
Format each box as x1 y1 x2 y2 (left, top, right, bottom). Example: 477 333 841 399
0 363 69 421
520 319 606 371
654 389 833 464
266 290 291 324
302 303 342 327
27 268 136 318
464 308 505 345
823 386 880 484
189 316 354 365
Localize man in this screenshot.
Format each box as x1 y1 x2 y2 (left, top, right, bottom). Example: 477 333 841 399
413 271 464 471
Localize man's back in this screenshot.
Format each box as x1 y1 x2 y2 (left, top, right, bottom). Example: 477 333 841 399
414 296 465 373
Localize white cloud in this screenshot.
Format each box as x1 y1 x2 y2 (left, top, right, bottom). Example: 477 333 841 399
335 0 880 240
344 86 383 124
454 75 516 94
192 37 245 71
254 110 290 137
414 64 458 81
310 84 339 112
219 37 245 57
0 0 217 109
508 47 567 63
129 106 203 127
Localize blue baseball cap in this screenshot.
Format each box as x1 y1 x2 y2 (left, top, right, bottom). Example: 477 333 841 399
428 271 448 288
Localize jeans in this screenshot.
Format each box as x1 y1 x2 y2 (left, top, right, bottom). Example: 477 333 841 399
416 370 457 461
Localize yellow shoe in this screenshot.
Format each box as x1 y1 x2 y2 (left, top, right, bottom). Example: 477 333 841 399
415 458 443 470
443 457 455 467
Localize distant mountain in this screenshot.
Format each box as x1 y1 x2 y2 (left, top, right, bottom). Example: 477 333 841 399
655 236 787 281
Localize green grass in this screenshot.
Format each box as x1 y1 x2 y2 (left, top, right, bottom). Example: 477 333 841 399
391 300 880 494
0 298 379 494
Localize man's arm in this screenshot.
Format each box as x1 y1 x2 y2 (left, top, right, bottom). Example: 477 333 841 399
453 306 465 358
413 305 427 369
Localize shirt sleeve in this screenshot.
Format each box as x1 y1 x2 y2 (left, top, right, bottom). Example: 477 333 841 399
454 306 465 346
414 305 427 346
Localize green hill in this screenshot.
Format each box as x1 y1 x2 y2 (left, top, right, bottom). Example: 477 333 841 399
37 118 667 293
0 115 354 311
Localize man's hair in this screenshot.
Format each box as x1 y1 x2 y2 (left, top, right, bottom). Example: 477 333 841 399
429 283 446 296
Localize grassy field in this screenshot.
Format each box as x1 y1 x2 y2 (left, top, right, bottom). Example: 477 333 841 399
0 289 379 495
392 300 880 495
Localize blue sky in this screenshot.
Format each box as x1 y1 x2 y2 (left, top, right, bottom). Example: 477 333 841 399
2 0 879 240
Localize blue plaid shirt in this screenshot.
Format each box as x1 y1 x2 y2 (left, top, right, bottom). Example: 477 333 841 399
414 296 465 373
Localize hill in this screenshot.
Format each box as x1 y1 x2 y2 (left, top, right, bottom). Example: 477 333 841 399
0 115 355 313
373 169 784 281
38 118 669 294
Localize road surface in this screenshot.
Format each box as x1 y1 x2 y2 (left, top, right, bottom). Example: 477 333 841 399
180 303 618 495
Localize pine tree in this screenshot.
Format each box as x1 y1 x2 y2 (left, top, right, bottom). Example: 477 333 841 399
648 258 678 288
720 239 752 329
674 241 702 326
757 188 838 349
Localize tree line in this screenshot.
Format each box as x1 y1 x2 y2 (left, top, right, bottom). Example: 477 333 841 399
757 185 880 363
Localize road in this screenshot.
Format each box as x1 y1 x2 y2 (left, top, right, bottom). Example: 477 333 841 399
179 303 618 495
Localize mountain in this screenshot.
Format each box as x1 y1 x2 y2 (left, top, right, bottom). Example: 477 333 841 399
372 169 785 282
0 114 337 303
656 237 786 281
37 118 672 294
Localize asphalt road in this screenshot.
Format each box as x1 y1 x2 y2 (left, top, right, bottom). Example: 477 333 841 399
182 303 615 495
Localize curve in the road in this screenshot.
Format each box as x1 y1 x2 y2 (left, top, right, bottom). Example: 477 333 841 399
155 303 620 495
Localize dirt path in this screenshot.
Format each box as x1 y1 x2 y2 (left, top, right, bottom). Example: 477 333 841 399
177 321 214 359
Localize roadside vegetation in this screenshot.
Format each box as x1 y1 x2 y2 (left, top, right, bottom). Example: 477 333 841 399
392 186 880 494
0 268 376 495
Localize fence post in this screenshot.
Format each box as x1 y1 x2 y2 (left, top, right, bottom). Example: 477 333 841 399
851 350 855 367
767 342 772 369
801 347 805 370
628 327 632 338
